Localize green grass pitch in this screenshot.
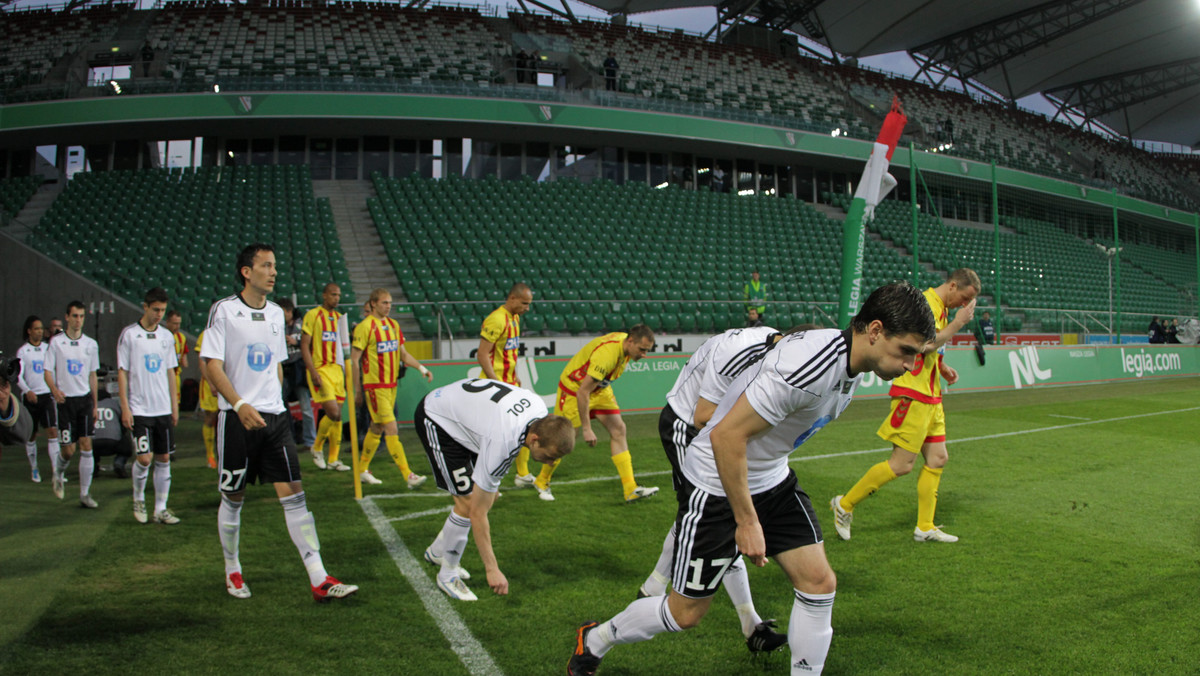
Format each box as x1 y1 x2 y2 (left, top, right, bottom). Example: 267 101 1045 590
2 377 1199 675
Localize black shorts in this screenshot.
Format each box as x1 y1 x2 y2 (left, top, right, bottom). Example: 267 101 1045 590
216 410 301 493
658 405 699 493
56 395 93 446
30 393 58 432
132 415 175 456
414 399 477 496
671 469 823 599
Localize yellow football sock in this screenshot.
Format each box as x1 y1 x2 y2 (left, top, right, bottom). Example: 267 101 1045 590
515 447 531 477
842 461 898 511
917 466 943 531
361 430 381 473
612 450 637 497
535 459 561 491
202 425 215 464
314 416 333 454
385 435 412 476
327 422 343 465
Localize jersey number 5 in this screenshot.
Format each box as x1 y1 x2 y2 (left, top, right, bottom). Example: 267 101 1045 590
461 379 513 402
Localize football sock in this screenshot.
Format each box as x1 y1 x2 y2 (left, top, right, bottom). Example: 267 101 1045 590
722 557 762 638
314 417 333 455
385 435 412 476
153 460 171 513
48 438 60 473
361 430 381 472
78 450 94 497
280 491 327 587
514 446 531 477
917 466 944 532
535 458 561 490
842 461 898 510
132 459 150 501
218 494 243 575
436 512 471 582
25 441 37 469
427 530 445 559
326 421 343 465
641 523 676 597
56 451 70 480
789 590 834 675
611 450 638 496
202 425 215 464
589 595 682 658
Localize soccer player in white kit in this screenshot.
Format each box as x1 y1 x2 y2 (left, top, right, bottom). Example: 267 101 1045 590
417 378 575 601
17 315 58 483
43 301 101 508
117 287 180 525
201 243 358 602
569 282 936 676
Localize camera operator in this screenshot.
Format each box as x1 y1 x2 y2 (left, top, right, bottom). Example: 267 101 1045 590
0 356 35 453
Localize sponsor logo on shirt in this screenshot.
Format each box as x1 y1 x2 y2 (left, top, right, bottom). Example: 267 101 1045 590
31 360 44 374
246 343 273 371
793 414 832 448
378 339 399 354
504 337 520 351
322 331 338 342
67 359 84 375
252 312 265 321
144 353 163 373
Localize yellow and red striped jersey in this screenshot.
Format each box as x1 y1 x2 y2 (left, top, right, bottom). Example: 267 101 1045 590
558 332 629 396
353 315 404 389
480 305 521 385
301 306 341 369
888 287 948 404
172 329 187 373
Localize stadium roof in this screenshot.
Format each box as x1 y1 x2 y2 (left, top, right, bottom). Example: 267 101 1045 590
578 0 1200 146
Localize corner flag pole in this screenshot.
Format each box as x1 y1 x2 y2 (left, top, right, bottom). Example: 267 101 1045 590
338 315 362 500
837 96 908 328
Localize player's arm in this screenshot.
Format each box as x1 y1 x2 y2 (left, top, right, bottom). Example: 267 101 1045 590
349 346 364 397
399 345 432 382
300 332 321 388
939 355 960 386
709 393 772 567
44 349 65 403
693 396 718 428
117 369 133 429
169 364 179 426
575 375 598 446
477 338 499 381
89 370 99 420
17 354 37 404
203 357 266 430
933 298 976 350
467 487 507 595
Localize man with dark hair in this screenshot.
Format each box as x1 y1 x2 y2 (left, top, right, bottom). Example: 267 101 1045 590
417 378 575 601
201 243 357 601
1148 317 1165 344
301 283 346 470
832 268 980 544
164 309 188 400
44 300 100 507
532 324 658 503
118 287 180 524
568 282 936 676
477 282 534 484
17 315 57 482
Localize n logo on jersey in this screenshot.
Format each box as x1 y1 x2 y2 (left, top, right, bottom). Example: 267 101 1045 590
31 360 44 374
67 359 84 376
378 339 399 353
246 343 273 371
144 353 163 373
793 415 832 448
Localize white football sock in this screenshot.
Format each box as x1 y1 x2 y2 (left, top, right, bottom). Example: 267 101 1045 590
132 460 150 501
25 441 38 469
218 494 243 575
721 556 762 638
436 512 471 581
789 590 835 675
280 491 327 587
153 460 171 513
78 450 94 497
48 438 60 473
641 524 675 597
589 595 682 658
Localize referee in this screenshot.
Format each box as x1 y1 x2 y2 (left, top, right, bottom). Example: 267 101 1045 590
200 243 358 602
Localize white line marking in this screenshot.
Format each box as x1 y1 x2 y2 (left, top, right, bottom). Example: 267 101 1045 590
1047 414 1091 420
387 506 453 523
359 497 502 676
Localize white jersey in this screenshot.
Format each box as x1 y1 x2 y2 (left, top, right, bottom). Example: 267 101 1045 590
683 329 861 496
44 332 99 397
424 378 549 493
16 342 50 396
665 326 780 425
200 294 288 415
117 322 179 417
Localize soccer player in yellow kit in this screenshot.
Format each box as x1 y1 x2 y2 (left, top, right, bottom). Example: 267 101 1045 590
533 324 659 503
165 310 188 399
831 268 980 543
477 283 534 485
301 283 346 470
352 288 433 487
195 330 219 469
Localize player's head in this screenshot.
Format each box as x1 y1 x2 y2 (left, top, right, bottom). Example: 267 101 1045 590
322 283 341 310
23 315 43 345
623 324 655 361
945 268 981 308
164 309 182 334
235 243 276 294
366 288 392 318
49 317 63 336
65 300 86 334
527 415 575 463
850 282 936 380
505 283 533 315
276 297 295 321
141 287 169 327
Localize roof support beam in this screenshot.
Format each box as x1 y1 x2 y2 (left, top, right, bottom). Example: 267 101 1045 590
1046 56 1200 134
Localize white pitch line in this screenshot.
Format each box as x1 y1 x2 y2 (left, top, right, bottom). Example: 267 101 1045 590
1048 414 1091 420
359 497 502 676
387 506 453 523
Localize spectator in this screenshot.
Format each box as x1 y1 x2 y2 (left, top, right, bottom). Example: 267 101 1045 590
603 54 619 91
141 42 154 77
712 165 726 193
1165 318 1180 344
1148 317 1166 344
977 311 995 345
743 270 767 319
515 49 529 84
745 308 764 327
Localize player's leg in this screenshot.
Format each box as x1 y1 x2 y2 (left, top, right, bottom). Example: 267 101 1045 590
296 386 317 450
202 410 218 468
131 416 153 523
216 410 250 598
52 411 73 499
641 407 692 597
375 387 423 487
415 400 473 588
534 390 577 498
833 397 925 539
308 370 330 466
359 389 385 482
915 404 953 542
76 401 96 506
598 410 657 502
321 367 345 468
151 417 176 523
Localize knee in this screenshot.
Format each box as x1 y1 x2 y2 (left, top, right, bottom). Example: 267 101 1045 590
798 568 837 595
608 420 628 441
136 455 152 467
926 452 948 469
671 604 705 630
888 458 914 476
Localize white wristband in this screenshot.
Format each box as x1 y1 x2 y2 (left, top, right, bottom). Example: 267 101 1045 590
418 365 431 377
233 399 247 412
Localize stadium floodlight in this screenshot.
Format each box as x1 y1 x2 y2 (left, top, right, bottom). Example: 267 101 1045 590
108 80 122 94
213 84 220 93
654 182 668 189
831 128 843 137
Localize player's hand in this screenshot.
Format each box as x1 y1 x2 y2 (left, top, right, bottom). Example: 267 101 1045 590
487 568 509 596
171 410 179 427
121 409 134 430
582 427 598 447
52 388 65 404
24 391 37 404
956 298 977 327
310 372 322 389
942 364 959 386
515 377 522 387
735 521 767 567
237 404 267 431
92 406 99 425
421 369 434 383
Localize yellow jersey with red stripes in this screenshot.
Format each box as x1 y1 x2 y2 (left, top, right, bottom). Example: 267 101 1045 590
172 329 187 373
353 315 404 390
888 287 948 404
480 305 521 385
557 332 629 398
301 306 341 369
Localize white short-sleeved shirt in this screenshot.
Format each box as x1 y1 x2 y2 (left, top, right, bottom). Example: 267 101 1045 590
44 332 99 397
424 378 549 493
16 342 50 396
666 326 780 426
683 329 861 496
200 294 287 415
117 322 179 417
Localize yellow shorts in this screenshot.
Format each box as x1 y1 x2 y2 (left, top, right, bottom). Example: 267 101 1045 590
199 378 218 413
307 364 346 404
555 385 620 428
364 386 397 424
876 397 945 454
